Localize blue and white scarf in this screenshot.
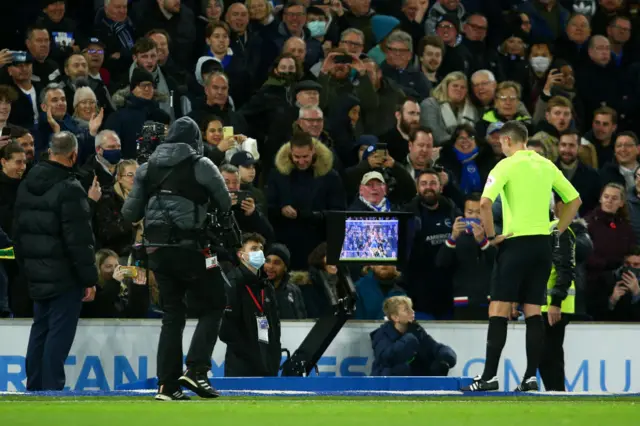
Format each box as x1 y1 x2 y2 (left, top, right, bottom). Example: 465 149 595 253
455 147 481 194
360 196 391 212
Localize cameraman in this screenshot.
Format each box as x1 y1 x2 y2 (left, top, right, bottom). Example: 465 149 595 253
122 116 231 401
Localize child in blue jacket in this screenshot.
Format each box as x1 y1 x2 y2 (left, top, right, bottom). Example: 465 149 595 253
370 296 457 376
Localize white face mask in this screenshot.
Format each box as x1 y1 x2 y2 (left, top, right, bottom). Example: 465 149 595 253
530 56 551 73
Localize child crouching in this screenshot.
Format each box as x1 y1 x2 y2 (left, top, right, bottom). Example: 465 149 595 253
370 296 457 376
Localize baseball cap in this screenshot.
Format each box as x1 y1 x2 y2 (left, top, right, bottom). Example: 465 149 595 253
486 122 504 137
83 37 106 50
230 151 257 167
361 171 386 185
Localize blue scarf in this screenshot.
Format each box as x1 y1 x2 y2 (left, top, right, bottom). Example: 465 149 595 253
208 49 233 69
455 147 481 194
360 196 391 212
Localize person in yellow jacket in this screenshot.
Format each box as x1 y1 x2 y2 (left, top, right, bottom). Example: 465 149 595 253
540 194 592 391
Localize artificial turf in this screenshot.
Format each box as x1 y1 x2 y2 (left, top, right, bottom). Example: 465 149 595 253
0 398 638 426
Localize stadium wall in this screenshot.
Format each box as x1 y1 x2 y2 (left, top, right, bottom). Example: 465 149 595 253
0 320 637 392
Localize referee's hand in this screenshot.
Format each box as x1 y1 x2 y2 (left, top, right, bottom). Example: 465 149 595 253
490 234 513 246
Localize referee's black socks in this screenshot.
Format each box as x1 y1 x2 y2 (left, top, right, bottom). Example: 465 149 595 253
481 316 508 380
524 314 544 379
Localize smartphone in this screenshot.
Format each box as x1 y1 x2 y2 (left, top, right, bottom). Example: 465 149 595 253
9 50 27 62
235 190 251 204
119 266 138 278
460 218 481 232
223 126 234 139
1 127 11 137
334 54 353 64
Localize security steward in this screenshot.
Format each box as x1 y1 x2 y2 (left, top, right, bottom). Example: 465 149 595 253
122 116 232 401
540 194 592 391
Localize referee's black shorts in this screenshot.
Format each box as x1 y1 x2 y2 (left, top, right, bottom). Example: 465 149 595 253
490 235 552 305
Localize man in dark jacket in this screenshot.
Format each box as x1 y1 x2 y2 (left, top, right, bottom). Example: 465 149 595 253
122 116 232 401
104 68 170 159
264 243 307 319
93 0 136 82
267 130 346 269
220 232 282 376
557 129 601 217
14 131 97 391
370 296 457 376
5 53 42 131
131 0 196 67
404 169 461 319
436 193 495 320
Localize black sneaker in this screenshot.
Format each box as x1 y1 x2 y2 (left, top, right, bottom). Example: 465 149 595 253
155 386 191 401
514 376 539 392
461 375 500 391
178 370 220 399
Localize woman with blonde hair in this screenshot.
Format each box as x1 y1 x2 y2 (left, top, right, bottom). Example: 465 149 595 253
95 159 142 258
81 249 150 318
420 71 478 145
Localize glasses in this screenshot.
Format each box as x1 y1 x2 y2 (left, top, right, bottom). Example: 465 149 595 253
612 25 631 33
78 99 97 106
467 23 487 31
438 24 455 30
138 82 154 90
473 80 492 88
497 95 518 101
87 49 104 54
387 47 410 54
301 117 323 123
121 172 135 178
341 40 364 47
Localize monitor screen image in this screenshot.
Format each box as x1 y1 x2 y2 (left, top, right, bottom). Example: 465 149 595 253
339 216 399 262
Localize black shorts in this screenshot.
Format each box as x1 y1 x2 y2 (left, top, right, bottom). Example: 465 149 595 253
490 235 552 305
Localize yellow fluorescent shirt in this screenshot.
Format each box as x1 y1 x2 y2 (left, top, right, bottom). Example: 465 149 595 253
481 150 580 237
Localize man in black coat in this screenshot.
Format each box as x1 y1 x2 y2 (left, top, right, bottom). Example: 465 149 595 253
220 232 282 376
263 243 307 319
13 131 98 391
556 130 601 217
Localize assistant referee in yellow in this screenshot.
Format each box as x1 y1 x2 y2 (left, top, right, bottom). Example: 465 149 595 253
462 121 582 392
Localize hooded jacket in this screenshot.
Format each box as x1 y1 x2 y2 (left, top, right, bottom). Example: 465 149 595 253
13 160 98 300
121 117 232 246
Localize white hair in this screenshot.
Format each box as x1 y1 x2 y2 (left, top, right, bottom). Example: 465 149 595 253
95 129 120 149
471 69 496 83
298 105 323 119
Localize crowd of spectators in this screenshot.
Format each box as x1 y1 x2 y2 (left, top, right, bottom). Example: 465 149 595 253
1 0 640 324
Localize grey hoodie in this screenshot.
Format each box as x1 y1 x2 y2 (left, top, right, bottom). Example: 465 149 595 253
122 117 232 243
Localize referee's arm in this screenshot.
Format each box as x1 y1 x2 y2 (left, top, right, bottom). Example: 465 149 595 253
552 166 582 234
479 169 507 242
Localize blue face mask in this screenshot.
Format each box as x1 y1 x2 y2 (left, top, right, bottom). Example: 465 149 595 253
307 21 327 38
102 149 122 165
247 250 266 269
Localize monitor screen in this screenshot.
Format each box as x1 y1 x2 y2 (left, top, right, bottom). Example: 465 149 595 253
339 216 399 262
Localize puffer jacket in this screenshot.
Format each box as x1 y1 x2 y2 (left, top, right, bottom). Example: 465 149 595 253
13 160 98 300
121 117 232 246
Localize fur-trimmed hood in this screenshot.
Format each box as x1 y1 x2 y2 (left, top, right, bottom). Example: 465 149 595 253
288 271 311 286
274 139 334 178
112 87 169 109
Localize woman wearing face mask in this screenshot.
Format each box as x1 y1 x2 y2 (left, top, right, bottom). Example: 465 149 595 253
205 21 252 107
532 60 585 132
306 6 334 56
81 249 150 318
527 42 554 110
95 160 142 258
219 232 282 377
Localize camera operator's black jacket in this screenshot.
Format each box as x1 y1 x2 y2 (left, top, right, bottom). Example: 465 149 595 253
220 264 282 377
122 117 232 245
435 232 496 308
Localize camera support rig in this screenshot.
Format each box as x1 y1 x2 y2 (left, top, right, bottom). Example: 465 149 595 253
280 268 357 377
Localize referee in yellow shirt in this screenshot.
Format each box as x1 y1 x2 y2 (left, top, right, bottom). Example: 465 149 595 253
462 121 582 392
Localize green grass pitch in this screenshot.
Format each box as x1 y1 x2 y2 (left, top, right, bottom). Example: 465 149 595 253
0 397 639 426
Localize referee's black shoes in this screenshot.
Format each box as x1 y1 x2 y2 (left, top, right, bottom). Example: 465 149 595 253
461 376 499 391
514 377 539 392
178 369 221 398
